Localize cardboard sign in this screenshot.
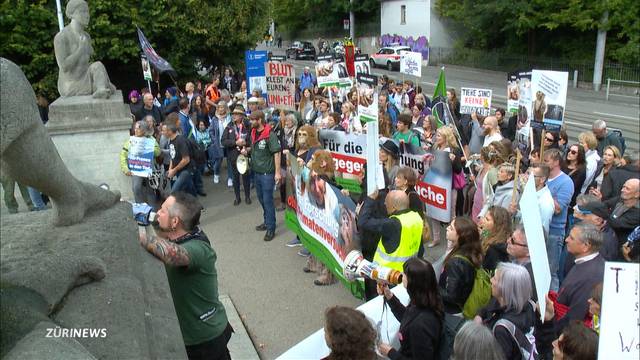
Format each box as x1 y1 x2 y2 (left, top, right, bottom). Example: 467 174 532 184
460 87 492 117
598 262 640 360
264 62 296 111
530 70 568 132
400 51 422 77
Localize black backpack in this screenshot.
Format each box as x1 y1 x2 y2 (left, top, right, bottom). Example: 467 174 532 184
186 136 206 166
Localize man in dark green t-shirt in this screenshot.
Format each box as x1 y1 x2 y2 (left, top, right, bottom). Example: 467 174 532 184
138 192 232 360
242 110 281 242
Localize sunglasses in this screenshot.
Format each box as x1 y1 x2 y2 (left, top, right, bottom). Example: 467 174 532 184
569 149 578 155
544 137 554 142
508 236 528 248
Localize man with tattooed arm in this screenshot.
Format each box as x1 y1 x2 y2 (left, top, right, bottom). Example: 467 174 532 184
138 191 232 360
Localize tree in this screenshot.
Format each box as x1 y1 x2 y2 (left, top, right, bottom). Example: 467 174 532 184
436 0 639 64
0 0 271 100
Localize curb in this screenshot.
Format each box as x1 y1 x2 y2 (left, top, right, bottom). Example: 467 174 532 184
220 294 261 360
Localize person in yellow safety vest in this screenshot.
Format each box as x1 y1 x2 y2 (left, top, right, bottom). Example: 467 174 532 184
356 190 424 272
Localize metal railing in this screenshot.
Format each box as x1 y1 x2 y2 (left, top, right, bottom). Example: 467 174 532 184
606 79 640 100
428 47 640 84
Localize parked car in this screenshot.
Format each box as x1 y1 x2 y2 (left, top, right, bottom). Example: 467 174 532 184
370 46 411 71
286 41 316 60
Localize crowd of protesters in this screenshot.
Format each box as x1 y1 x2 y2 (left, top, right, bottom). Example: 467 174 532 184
9 59 637 360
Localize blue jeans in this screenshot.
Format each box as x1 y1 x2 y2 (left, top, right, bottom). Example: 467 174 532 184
208 146 223 177
171 169 196 196
192 166 204 193
255 173 276 231
27 187 46 210
547 232 565 292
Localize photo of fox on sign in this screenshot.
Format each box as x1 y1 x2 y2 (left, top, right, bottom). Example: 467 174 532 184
265 61 296 111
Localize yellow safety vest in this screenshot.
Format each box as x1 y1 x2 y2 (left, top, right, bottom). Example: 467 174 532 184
373 211 423 272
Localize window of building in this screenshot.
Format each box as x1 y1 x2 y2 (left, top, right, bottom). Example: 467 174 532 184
401 5 406 25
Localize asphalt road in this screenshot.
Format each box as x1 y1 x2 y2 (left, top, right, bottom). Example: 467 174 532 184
271 52 640 153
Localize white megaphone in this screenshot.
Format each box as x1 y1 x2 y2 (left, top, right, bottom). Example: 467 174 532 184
236 154 249 175
343 250 404 285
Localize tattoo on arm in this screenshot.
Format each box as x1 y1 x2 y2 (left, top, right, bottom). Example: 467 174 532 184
141 235 190 266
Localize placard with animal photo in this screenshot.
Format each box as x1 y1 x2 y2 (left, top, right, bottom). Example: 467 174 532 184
315 54 339 88
530 70 568 131
356 73 378 123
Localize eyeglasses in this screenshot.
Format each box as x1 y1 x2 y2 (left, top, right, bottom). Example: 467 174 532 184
544 137 554 142
508 236 528 248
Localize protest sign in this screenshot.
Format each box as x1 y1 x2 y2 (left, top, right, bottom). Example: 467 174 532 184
127 136 156 177
515 71 533 139
354 54 370 77
598 262 640 360
460 87 492 117
519 176 551 320
398 142 453 223
530 70 568 132
507 71 529 115
137 27 176 77
140 55 152 81
244 50 268 99
284 153 364 298
264 61 296 111
356 73 378 123
315 54 340 88
400 51 422 77
318 130 366 176
277 285 409 359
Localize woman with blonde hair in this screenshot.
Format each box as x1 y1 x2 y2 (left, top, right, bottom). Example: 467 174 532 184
588 145 621 197
340 101 362 133
429 125 464 247
298 87 315 121
471 146 499 223
579 131 600 193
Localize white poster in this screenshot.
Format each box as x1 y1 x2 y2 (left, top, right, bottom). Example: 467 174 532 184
519 177 551 320
460 87 493 117
354 54 370 78
516 71 532 138
530 70 568 132
315 55 341 88
598 262 640 360
400 51 422 77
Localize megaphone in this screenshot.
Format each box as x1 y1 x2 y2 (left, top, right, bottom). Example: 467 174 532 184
343 250 403 285
236 154 249 175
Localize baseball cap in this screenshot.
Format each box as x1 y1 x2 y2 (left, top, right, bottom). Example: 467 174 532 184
577 201 609 219
247 96 260 103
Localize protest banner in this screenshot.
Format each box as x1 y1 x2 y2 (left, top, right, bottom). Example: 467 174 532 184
244 50 268 99
519 176 551 320
598 262 640 360
400 51 422 78
356 73 378 123
136 27 176 77
318 130 366 176
264 61 296 111
277 285 409 359
315 54 340 88
460 87 492 117
127 136 156 177
515 71 533 140
140 55 152 81
530 70 568 132
284 153 365 298
398 142 453 223
354 54 370 77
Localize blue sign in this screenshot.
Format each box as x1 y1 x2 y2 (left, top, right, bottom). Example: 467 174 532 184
245 50 268 100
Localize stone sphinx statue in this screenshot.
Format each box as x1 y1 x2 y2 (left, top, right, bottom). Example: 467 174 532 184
53 0 116 99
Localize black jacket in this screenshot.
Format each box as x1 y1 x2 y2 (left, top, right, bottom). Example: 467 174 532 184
439 255 476 314
221 119 250 163
483 242 509 273
479 298 536 360
602 164 639 203
357 191 388 261
387 295 442 360
608 201 640 247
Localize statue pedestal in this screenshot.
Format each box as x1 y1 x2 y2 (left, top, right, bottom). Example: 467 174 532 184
47 91 133 199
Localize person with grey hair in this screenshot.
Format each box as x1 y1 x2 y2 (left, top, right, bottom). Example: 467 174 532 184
120 120 161 207
556 222 605 331
452 321 505 360
475 262 536 360
592 119 623 156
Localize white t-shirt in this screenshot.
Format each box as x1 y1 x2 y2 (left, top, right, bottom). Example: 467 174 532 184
537 186 555 235
483 132 503 147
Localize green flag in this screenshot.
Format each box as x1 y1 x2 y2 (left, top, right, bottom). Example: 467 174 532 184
431 68 448 128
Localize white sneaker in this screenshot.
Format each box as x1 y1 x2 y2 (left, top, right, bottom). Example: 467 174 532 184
214 175 220 184
227 178 233 187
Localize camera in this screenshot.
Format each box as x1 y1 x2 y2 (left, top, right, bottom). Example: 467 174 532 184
132 203 157 227
343 250 403 285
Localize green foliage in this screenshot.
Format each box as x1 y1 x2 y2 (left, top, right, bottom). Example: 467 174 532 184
436 0 639 64
273 0 380 38
0 0 271 100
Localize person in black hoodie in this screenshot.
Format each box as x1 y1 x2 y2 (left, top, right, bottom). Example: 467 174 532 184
476 262 536 360
439 217 483 315
377 258 444 360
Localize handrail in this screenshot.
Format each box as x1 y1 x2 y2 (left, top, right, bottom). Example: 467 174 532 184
606 78 640 100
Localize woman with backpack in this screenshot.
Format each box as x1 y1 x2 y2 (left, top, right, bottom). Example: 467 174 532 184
377 258 444 360
475 262 537 360
439 217 483 316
